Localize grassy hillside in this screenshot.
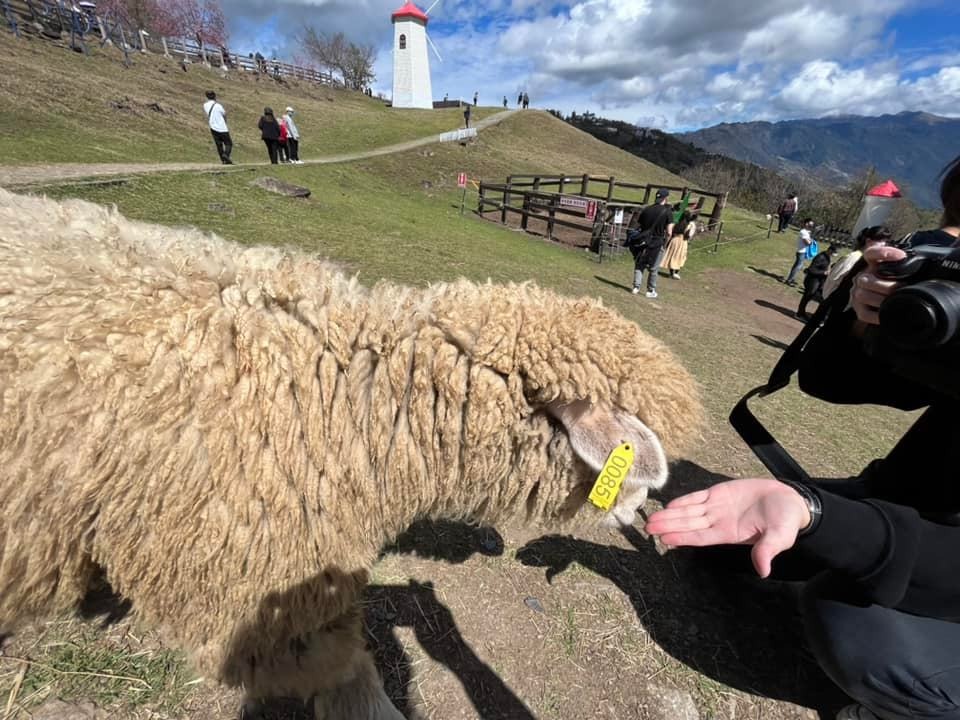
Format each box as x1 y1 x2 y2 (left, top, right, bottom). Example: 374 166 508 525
0 32 916 720
0 30 500 165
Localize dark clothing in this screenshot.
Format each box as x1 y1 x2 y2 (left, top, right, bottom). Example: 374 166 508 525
210 129 232 164
259 115 281 164
262 139 279 164
463 107 471 128
797 250 832 317
801 572 960 720
258 115 281 140
777 212 794 232
278 140 289 163
287 138 300 162
628 203 673 292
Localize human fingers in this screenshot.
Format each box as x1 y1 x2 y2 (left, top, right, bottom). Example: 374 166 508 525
750 526 797 578
645 510 712 537
663 489 711 509
862 244 906 269
653 526 734 549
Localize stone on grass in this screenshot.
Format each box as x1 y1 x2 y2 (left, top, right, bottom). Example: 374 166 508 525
645 686 699 720
250 177 311 198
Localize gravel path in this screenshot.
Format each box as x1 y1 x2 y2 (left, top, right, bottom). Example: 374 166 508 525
0 110 515 188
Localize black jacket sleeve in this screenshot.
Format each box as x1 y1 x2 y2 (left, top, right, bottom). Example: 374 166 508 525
797 491 960 621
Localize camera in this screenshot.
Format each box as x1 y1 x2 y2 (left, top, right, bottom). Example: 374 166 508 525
867 244 960 399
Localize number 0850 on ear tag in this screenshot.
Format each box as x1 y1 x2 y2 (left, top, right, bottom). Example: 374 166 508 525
587 443 635 512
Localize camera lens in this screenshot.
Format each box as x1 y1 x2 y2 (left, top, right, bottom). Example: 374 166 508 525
880 280 960 348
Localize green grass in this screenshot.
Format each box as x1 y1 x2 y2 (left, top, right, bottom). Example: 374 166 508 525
0 31 500 166
2 620 196 714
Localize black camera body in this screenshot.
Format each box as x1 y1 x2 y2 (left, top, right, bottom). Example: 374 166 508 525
869 244 960 399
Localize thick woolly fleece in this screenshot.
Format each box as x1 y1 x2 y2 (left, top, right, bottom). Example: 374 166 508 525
0 189 701 699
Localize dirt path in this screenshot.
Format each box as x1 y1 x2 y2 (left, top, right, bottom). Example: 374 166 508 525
0 110 516 188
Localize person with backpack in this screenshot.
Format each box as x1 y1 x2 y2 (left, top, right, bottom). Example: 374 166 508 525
796 244 838 320
627 188 675 299
661 211 698 280
785 218 816 286
203 91 232 165
777 193 799 233
257 107 281 165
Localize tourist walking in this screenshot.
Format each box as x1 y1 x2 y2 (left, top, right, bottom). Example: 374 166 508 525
282 107 302 164
776 192 799 233
473 91 478 106
522 92 529 109
502 95 508 108
784 218 816 286
463 104 471 129
627 188 674 299
203 91 232 165
661 211 697 279
796 244 838 319
257 107 282 165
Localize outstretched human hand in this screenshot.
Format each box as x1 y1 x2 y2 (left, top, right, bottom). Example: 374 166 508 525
851 244 907 325
645 478 811 578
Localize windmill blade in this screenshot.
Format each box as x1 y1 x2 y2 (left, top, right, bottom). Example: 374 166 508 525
425 31 443 62
425 0 442 15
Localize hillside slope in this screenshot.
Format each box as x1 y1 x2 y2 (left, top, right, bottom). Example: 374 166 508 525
0 30 500 165
679 112 960 207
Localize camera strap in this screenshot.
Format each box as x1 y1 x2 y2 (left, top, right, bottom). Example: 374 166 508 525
728 264 864 483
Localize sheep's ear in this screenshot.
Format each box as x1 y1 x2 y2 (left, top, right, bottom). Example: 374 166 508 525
547 400 668 526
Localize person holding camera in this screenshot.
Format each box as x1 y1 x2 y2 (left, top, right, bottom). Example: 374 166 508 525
647 155 960 720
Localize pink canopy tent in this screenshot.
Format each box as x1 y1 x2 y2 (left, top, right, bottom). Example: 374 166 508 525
850 179 902 239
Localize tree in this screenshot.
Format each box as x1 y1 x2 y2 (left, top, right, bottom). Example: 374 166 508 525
153 0 227 45
301 28 375 90
96 0 227 44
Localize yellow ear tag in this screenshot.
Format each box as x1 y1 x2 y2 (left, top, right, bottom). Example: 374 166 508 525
588 443 635 512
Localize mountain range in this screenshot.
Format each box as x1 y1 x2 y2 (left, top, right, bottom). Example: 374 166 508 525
678 112 960 208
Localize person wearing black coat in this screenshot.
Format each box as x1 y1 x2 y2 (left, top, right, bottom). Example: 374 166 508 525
257 107 281 164
797 244 837 319
648 154 960 720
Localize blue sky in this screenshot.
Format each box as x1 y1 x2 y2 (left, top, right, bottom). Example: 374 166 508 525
223 0 960 131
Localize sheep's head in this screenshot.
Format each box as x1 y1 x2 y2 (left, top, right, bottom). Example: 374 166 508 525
544 399 667 528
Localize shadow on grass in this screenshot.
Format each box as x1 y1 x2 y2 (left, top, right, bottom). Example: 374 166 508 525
594 275 634 293
517 461 849 720
755 298 802 321
748 265 786 282
752 334 790 351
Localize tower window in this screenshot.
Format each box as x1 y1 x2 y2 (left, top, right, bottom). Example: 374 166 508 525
399 34 406 50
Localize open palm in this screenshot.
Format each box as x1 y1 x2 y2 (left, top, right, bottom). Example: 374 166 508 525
645 478 810 578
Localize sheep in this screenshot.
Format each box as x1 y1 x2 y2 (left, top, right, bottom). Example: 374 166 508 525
0 188 702 719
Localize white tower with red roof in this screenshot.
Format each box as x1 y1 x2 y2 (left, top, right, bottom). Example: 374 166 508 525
391 1 433 109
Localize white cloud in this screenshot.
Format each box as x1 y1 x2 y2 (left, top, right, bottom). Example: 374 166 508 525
223 0 960 130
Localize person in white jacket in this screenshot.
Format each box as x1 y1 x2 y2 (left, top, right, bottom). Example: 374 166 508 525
282 107 302 164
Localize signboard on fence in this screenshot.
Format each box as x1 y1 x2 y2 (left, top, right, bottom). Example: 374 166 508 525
559 195 598 221
457 172 467 188
559 195 589 211
613 208 624 225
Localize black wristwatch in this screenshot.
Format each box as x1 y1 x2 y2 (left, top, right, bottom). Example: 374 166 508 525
780 480 823 537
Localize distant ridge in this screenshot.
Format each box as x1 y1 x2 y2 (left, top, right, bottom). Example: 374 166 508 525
678 112 960 208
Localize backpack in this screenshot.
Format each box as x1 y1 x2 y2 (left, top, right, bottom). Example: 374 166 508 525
781 198 797 214
804 239 819 260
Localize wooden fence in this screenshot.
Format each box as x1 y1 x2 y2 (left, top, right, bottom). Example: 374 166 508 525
477 174 727 257
2 0 340 85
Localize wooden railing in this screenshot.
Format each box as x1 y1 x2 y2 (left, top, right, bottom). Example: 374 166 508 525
2 0 340 85
477 174 728 253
